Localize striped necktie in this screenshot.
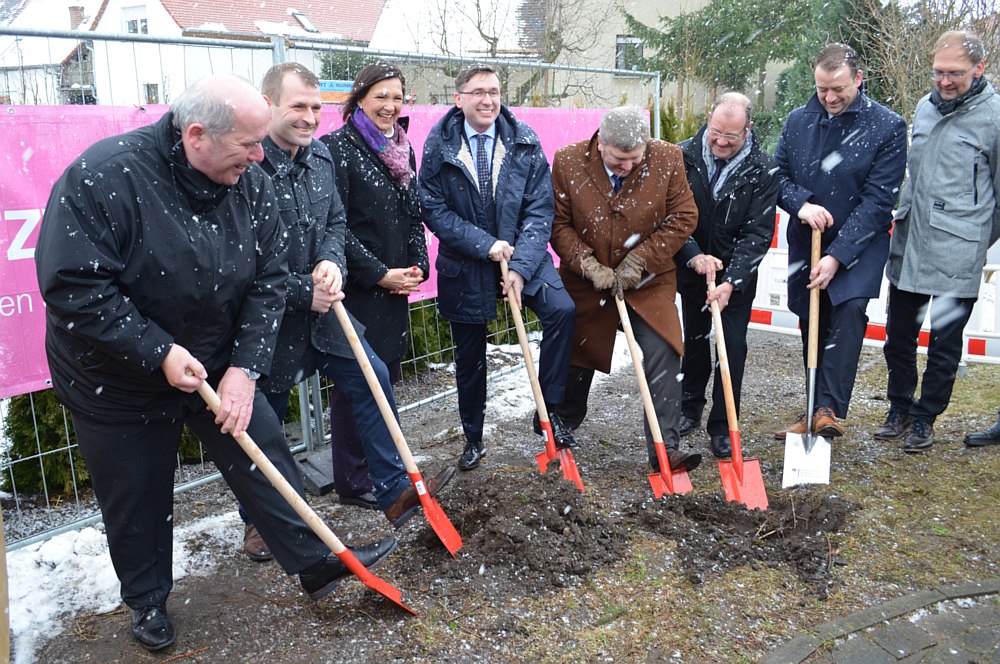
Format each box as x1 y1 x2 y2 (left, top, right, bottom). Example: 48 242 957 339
476 134 492 205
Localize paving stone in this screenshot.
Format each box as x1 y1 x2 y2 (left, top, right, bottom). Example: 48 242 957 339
936 579 1000 600
831 635 895 664
897 651 928 663
915 611 972 641
949 625 1000 656
959 604 1000 627
920 643 977 663
759 634 822 664
869 621 938 658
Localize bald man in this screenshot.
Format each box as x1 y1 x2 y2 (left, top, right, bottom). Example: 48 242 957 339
36 74 396 653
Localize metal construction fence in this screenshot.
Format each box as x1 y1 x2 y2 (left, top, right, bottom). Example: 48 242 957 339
0 27 652 550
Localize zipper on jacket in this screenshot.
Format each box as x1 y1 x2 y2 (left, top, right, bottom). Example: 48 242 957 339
974 162 979 205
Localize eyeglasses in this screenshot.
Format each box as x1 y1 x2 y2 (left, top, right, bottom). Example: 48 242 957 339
459 88 501 99
931 66 976 82
708 127 747 143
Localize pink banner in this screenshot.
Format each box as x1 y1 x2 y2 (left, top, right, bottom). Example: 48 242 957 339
0 104 607 398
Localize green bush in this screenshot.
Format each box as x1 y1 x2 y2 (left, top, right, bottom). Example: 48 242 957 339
2 390 88 495
657 98 704 145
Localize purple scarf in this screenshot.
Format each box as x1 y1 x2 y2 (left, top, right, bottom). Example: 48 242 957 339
352 108 413 188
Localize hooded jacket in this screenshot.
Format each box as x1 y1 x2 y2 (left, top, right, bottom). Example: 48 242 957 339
887 82 1000 298
36 112 287 420
418 105 561 324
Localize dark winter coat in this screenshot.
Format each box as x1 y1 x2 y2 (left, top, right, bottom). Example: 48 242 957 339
258 136 365 393
35 112 287 420
418 105 561 324
774 90 907 317
678 127 777 294
550 133 697 371
321 118 429 363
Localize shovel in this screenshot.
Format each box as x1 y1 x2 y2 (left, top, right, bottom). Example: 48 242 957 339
782 226 832 487
194 380 416 614
708 281 768 510
331 301 463 557
500 259 584 491
614 295 693 498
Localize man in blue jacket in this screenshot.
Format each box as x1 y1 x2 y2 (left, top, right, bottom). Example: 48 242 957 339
774 43 907 439
878 31 1000 452
419 63 576 470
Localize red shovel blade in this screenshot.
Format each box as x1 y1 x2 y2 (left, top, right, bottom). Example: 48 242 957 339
557 448 585 492
717 430 768 511
647 440 693 498
333 547 417 615
534 419 559 473
408 471 463 557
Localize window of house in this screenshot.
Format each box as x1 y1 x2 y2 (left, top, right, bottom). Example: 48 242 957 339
122 6 148 34
615 35 643 73
144 83 159 104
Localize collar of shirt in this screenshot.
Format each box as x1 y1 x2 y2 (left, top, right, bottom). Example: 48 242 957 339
464 120 496 172
603 164 619 188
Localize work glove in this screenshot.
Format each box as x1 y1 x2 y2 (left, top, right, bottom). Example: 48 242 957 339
581 255 617 291
615 251 646 291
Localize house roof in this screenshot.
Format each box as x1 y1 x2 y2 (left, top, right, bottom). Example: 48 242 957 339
160 0 387 42
0 0 101 67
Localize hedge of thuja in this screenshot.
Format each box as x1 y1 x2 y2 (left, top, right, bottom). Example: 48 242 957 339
2 390 88 495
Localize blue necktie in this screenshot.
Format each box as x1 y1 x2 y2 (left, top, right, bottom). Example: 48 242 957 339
612 174 624 192
709 158 727 193
476 134 492 205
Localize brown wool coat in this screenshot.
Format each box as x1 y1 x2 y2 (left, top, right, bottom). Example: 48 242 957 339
550 132 697 373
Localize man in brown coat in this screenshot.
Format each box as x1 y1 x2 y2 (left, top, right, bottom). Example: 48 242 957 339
550 106 701 473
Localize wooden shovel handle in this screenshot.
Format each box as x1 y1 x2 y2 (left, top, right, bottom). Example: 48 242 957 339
808 227 822 370
195 381 347 555
330 301 419 473
615 296 664 443
708 281 738 433
500 259 550 424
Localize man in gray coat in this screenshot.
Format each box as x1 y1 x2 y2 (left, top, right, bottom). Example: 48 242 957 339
877 30 1000 452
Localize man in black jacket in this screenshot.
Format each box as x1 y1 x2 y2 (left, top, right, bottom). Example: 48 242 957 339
677 92 777 457
253 63 453 550
35 74 397 653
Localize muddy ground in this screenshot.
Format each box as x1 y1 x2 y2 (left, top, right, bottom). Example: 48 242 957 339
28 329 1000 662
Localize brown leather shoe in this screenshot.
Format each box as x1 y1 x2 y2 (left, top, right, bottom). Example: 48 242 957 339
384 466 457 528
813 406 844 437
243 524 272 562
774 413 807 440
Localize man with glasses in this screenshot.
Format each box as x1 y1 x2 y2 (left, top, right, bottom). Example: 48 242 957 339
677 92 777 457
877 30 1000 453
774 43 907 441
419 63 577 471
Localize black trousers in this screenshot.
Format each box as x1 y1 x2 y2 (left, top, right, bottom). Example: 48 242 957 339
883 284 976 423
679 277 756 436
559 304 682 462
72 390 330 610
451 284 575 446
797 294 870 418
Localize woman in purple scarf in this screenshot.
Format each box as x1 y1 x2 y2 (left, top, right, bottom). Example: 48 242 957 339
320 62 429 508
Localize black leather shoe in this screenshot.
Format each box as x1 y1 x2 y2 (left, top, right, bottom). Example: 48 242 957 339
678 414 699 437
299 536 398 600
903 419 934 454
650 449 702 473
965 410 1000 447
132 605 176 652
339 491 380 510
874 410 911 440
457 440 484 471
709 433 732 458
548 411 578 449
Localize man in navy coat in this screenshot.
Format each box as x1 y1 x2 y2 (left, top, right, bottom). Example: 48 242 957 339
419 63 577 470
773 43 907 439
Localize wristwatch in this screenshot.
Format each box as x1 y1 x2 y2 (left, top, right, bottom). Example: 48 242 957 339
237 367 261 381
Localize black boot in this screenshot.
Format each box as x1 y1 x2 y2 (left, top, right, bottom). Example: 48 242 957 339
458 439 484 471
299 536 398 600
965 409 1000 447
533 410 578 449
131 605 176 652
709 433 732 458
